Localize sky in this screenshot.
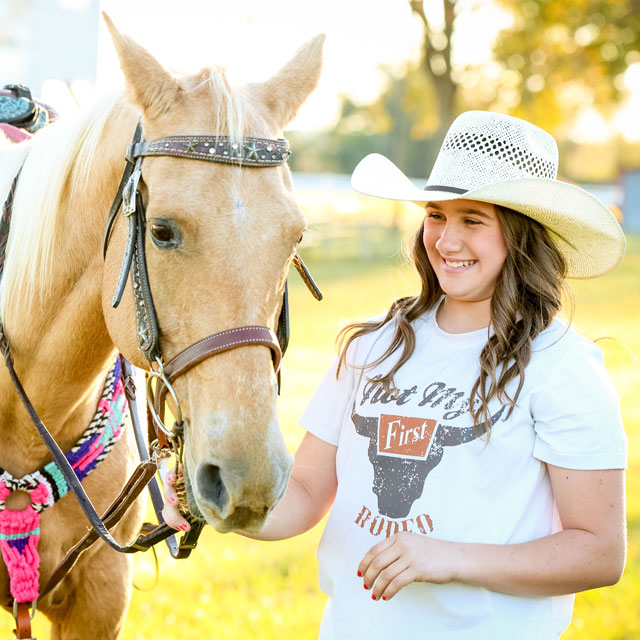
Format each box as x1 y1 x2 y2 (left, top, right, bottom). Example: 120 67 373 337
93 0 422 130
91 0 506 131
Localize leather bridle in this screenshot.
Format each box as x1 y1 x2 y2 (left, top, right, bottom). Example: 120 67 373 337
103 122 322 453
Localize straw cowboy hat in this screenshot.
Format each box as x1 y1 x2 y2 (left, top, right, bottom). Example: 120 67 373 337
351 110 625 278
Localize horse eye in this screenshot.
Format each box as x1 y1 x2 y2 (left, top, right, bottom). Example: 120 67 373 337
150 220 181 249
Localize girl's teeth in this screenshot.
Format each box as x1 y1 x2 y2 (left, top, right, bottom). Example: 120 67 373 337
446 260 474 268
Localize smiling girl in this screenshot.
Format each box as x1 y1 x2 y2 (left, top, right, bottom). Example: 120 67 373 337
422 199 508 330
164 111 627 639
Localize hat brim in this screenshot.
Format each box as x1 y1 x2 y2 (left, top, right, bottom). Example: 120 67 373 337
351 153 626 279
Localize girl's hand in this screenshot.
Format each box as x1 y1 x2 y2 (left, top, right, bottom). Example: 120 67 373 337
357 532 458 601
160 468 191 532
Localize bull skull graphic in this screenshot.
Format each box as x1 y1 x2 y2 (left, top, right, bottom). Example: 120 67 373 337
352 406 505 518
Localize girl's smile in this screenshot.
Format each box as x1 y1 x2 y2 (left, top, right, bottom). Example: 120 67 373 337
440 258 478 272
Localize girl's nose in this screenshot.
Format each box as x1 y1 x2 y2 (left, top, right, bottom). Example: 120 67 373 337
435 222 463 254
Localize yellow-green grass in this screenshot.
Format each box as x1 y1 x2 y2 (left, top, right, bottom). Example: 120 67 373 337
4 235 638 639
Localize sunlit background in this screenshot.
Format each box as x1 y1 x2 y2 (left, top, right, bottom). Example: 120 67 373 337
1 1 639 638
3 0 638 225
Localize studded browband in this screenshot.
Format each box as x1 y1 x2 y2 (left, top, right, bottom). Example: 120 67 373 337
126 135 291 167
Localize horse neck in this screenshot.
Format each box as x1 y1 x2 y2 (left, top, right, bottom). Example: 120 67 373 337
0 100 138 472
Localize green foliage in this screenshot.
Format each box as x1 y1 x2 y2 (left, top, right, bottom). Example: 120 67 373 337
492 0 640 132
287 127 391 174
290 0 457 177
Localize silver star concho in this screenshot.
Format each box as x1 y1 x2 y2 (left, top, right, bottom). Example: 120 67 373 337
137 326 149 346
184 138 197 153
244 141 260 161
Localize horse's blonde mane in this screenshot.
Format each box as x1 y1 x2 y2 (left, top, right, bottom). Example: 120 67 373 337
0 92 120 325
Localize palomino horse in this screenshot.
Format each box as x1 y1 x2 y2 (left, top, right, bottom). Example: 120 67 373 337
0 17 323 638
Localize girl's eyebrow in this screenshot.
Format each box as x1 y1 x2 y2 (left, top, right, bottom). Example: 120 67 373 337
426 202 492 218
459 208 492 218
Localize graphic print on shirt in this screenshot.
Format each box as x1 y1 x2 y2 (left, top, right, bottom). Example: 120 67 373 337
352 386 505 520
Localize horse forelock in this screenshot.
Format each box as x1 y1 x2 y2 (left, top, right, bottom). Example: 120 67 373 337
184 66 268 144
0 92 121 328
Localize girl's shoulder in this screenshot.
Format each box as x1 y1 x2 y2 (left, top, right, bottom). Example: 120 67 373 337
532 317 598 354
530 317 607 379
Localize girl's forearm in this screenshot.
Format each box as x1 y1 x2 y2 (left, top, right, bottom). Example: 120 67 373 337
240 473 334 541
452 528 625 596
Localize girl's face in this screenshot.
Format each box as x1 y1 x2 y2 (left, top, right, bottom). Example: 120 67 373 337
423 199 507 304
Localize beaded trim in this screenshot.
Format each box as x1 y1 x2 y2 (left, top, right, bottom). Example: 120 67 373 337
0 357 128 603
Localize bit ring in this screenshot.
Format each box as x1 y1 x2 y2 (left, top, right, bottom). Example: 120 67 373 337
146 359 183 437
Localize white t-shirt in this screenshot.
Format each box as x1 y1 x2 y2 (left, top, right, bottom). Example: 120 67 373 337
299 307 626 640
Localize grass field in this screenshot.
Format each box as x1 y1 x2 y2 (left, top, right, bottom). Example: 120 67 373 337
5 233 638 639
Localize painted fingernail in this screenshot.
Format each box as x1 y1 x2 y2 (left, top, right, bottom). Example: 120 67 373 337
180 523 190 531
357 570 362 577
371 594 376 601
382 596 387 601
168 497 176 504
363 584 369 590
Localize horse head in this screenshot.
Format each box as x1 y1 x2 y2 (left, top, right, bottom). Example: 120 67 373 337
101 17 324 533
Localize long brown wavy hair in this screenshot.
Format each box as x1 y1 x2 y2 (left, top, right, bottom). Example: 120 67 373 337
337 204 570 437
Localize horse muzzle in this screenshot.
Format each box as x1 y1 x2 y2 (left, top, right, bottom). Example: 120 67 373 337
182 419 293 533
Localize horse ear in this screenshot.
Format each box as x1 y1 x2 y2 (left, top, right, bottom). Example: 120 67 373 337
102 12 181 119
251 34 325 130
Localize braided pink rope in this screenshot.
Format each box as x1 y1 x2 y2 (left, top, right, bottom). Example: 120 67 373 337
0 483 50 601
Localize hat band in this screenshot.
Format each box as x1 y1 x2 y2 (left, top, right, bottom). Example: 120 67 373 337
423 185 467 194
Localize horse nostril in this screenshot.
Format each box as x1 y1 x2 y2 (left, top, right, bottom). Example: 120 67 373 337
197 463 228 511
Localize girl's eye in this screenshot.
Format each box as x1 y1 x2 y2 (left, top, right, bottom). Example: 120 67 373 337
465 218 482 225
150 220 182 249
426 212 444 220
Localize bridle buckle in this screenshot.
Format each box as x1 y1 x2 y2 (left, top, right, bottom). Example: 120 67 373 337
122 157 142 216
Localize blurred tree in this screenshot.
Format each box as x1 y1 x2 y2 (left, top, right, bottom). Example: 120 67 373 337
491 0 640 136
335 67 439 174
408 0 457 149
288 1 460 177
289 74 437 177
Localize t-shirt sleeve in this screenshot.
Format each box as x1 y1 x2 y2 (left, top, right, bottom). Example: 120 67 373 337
299 341 360 446
531 339 627 470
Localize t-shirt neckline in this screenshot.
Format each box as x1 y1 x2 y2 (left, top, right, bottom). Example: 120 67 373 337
421 297 492 346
